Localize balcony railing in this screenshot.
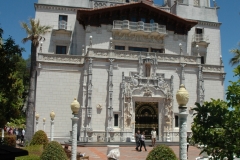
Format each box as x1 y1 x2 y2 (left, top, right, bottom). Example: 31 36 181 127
113 20 167 34
192 34 209 43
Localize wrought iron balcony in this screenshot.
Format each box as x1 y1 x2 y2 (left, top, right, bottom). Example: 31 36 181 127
113 20 167 37
192 34 209 46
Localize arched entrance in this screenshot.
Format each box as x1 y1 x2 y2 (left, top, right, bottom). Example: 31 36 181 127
135 102 158 139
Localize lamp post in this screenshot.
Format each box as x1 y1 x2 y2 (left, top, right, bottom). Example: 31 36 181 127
109 37 113 50
89 35 92 48
43 118 46 131
35 114 39 132
176 84 189 160
50 111 55 141
179 43 182 55
70 98 80 160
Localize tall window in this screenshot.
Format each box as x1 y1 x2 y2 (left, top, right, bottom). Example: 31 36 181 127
115 46 125 50
151 48 165 53
145 63 151 77
59 15 68 29
114 114 119 127
175 115 179 127
201 56 205 64
56 46 67 54
196 28 203 34
129 47 148 52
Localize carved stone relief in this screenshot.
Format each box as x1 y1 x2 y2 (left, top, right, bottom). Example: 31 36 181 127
113 32 164 44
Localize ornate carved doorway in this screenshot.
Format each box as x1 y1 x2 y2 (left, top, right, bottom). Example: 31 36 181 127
135 102 158 139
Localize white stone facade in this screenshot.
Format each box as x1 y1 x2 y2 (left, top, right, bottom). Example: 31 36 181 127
34 0 225 142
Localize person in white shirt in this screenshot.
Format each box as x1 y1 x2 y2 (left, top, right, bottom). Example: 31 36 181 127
151 128 157 147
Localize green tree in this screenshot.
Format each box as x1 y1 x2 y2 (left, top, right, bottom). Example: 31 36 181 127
191 66 240 160
0 27 25 127
21 19 51 141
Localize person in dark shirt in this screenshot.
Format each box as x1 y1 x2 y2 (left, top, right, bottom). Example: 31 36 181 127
135 130 141 151
139 131 147 152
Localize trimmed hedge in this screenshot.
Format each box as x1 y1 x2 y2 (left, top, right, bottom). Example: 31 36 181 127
30 130 48 148
0 135 16 147
15 155 40 160
146 145 178 160
15 145 43 160
40 141 68 160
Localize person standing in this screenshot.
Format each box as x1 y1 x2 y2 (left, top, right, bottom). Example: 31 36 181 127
21 128 25 143
135 130 141 151
139 131 147 152
151 128 157 147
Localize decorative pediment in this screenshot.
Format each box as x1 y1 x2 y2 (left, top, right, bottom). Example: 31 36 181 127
77 1 197 35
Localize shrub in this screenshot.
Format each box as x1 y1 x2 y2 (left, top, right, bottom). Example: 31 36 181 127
40 141 68 160
1 135 17 147
15 155 40 160
30 130 48 148
146 145 178 160
15 145 43 160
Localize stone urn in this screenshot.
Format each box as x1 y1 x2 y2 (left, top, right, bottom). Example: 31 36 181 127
35 113 40 120
176 84 189 107
50 111 55 120
70 98 80 115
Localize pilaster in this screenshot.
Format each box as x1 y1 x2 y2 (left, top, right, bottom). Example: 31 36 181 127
198 65 205 105
106 59 114 142
120 72 125 141
87 58 93 129
180 63 186 86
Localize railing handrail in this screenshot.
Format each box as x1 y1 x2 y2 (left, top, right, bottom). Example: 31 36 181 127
113 20 166 34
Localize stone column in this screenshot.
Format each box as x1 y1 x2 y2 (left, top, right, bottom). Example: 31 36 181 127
50 120 54 141
70 98 80 160
35 114 39 132
71 116 79 160
176 84 189 160
50 111 55 141
43 118 46 132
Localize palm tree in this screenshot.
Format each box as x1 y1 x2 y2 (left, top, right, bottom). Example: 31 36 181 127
229 44 240 66
21 19 51 141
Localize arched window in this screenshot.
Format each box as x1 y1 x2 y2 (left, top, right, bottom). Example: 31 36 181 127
145 63 151 77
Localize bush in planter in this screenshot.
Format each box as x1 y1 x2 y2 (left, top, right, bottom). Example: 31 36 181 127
146 144 178 160
30 130 48 148
40 141 68 160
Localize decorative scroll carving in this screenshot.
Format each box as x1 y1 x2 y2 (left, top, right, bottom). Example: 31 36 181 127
143 87 152 97
94 2 107 8
113 32 164 44
39 54 83 64
184 58 196 63
203 66 221 72
157 56 179 62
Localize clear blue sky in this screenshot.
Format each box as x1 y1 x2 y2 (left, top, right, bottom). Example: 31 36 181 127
0 0 239 92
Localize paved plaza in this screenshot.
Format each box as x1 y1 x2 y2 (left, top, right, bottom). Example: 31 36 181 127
76 146 201 160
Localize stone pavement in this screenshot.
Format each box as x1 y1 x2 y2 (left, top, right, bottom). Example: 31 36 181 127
77 146 201 160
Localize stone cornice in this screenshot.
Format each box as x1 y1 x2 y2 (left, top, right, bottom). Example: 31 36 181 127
34 3 88 12
37 50 225 74
197 20 221 27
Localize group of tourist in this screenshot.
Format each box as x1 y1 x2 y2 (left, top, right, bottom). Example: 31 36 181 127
135 127 157 152
4 126 25 143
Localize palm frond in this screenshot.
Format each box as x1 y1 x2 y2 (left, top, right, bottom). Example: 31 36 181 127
229 48 240 66
20 22 32 35
22 36 32 44
21 18 52 46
